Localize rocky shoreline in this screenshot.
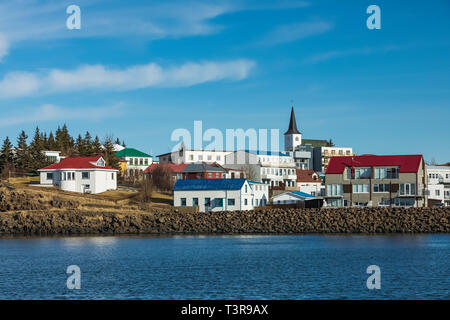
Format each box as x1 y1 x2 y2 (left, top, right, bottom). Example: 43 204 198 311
0 207 449 236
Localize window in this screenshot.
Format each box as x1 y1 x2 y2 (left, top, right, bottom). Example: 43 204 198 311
205 198 211 207
400 183 416 196
207 155 212 161
46 173 53 180
374 184 390 193
375 168 399 179
345 167 352 180
355 168 371 179
144 159 148 165
111 173 115 180
244 199 248 205
394 198 415 207
436 190 440 196
208 172 212 178
353 184 369 193
216 156 221 161
198 155 203 161
193 198 198 206
129 158 133 165
328 199 342 207
215 198 223 207
180 198 186 206
228 199 235 206
327 184 343 196
379 198 391 206
72 172 75 180
189 155 194 161
245 185 248 193
82 172 90 180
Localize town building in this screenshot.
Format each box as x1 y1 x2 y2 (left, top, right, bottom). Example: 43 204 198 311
272 191 315 204
42 150 65 163
114 148 153 176
38 155 118 194
426 165 450 207
324 154 428 207
157 144 232 165
313 146 355 173
144 163 188 183
283 107 312 169
296 169 324 196
181 162 228 179
173 178 268 212
224 150 297 188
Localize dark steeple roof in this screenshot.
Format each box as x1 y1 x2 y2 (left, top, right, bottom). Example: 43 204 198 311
284 106 301 135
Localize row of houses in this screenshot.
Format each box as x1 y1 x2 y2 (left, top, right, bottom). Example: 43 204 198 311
36 107 449 210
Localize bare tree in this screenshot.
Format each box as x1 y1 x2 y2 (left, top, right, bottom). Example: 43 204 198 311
139 175 154 203
241 165 258 181
150 166 174 191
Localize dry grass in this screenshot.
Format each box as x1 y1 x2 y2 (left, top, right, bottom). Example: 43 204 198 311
8 176 40 184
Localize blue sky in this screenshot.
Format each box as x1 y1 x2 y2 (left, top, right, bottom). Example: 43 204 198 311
0 0 449 162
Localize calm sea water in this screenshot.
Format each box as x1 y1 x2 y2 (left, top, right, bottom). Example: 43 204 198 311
0 234 448 299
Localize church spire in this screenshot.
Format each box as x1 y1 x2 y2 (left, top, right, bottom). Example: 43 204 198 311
284 106 300 135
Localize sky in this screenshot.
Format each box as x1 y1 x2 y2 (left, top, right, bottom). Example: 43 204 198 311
0 0 449 162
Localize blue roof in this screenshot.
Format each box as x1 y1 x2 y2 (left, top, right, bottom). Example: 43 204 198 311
248 180 265 184
243 150 290 157
289 191 315 198
173 179 247 191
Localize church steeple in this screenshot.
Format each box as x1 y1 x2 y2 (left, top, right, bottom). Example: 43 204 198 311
284 106 300 135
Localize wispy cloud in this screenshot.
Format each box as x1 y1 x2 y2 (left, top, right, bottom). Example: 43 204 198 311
0 103 123 127
304 45 405 64
0 33 9 62
0 59 256 98
0 0 311 60
259 20 333 46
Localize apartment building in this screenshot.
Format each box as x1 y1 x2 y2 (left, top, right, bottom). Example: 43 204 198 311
224 150 297 188
313 146 355 173
324 154 428 207
157 146 231 165
426 165 450 207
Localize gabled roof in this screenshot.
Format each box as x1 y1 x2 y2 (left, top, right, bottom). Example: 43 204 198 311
273 190 315 199
296 169 322 183
326 155 424 174
173 179 247 191
39 156 116 171
284 106 301 135
115 148 152 158
182 162 227 173
144 163 188 174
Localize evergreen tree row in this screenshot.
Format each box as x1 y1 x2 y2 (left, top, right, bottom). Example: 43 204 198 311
0 124 125 176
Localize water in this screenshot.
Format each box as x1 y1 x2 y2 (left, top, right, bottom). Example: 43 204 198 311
0 234 448 299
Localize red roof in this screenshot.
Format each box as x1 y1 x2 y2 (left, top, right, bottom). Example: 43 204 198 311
326 155 423 174
40 156 116 170
144 163 188 174
296 169 322 183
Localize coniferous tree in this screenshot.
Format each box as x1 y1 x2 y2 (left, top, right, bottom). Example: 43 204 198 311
92 136 102 155
0 136 14 175
102 136 120 170
29 127 50 171
84 131 93 156
122 140 126 147
47 132 57 150
115 138 121 145
16 130 30 171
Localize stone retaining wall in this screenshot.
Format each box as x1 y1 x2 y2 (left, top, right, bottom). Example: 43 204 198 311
0 207 449 235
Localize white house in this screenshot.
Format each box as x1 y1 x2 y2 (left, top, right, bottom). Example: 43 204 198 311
42 150 65 163
225 150 297 188
114 147 153 176
272 191 315 205
158 144 232 165
296 169 324 196
248 181 269 207
427 165 450 206
173 178 269 212
38 155 118 194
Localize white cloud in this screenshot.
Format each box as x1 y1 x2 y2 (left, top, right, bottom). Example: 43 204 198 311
0 103 123 127
0 59 256 98
0 33 9 62
304 45 404 64
260 20 333 46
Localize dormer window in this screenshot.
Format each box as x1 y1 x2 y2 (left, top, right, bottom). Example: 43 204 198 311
96 158 105 167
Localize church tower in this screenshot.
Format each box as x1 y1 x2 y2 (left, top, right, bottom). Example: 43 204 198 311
284 106 302 151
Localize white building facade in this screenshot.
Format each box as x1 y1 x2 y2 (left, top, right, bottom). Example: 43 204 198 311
173 179 269 212
38 156 118 194
427 165 450 206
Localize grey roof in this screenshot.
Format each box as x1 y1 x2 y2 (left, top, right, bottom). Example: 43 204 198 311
182 162 227 173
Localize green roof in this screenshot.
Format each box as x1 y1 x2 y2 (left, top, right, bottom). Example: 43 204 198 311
302 139 331 148
115 148 152 158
